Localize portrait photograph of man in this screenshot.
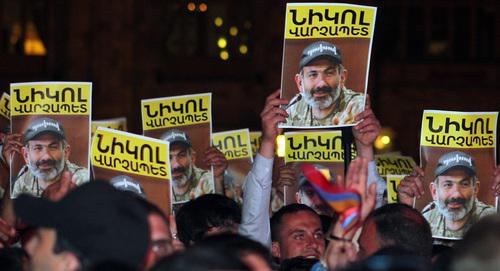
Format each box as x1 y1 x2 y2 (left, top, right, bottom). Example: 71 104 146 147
284 41 365 127
161 129 214 204
11 117 90 198
422 151 496 239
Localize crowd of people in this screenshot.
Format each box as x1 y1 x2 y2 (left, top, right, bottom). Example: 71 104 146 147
0 46 499 271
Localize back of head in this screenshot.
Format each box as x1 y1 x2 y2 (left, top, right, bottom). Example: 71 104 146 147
175 194 241 246
451 215 500 271
270 203 318 242
367 203 433 259
14 180 150 268
196 233 274 269
149 245 250 271
344 247 432 271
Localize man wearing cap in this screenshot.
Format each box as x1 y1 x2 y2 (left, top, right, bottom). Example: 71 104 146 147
14 181 150 270
399 151 496 239
295 173 334 217
11 117 89 198
285 41 364 126
161 129 226 203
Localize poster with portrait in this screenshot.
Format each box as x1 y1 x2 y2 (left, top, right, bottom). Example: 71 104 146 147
249 131 262 158
91 117 127 137
91 127 172 215
375 154 417 204
0 92 11 198
9 82 92 198
282 130 345 216
417 110 498 240
141 93 213 209
279 3 377 129
212 129 253 205
0 93 11 133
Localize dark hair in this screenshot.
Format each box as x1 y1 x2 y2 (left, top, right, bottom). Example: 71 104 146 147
53 230 90 268
196 233 274 268
135 196 169 225
343 246 432 271
270 203 318 242
175 194 241 246
149 245 249 271
0 247 28 271
451 215 500 271
366 203 433 258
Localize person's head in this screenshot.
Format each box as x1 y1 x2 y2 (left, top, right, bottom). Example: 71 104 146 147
430 151 478 222
270 204 325 263
175 194 241 247
149 243 250 271
161 129 195 189
14 181 150 271
196 233 274 271
358 203 433 260
295 41 347 110
295 169 334 217
22 118 69 182
451 215 500 271
135 198 174 269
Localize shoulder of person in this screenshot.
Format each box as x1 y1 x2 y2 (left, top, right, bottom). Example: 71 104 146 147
475 200 497 217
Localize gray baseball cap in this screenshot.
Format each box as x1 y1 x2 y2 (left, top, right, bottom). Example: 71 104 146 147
160 129 192 147
110 175 146 198
435 151 476 177
299 41 342 70
24 117 65 143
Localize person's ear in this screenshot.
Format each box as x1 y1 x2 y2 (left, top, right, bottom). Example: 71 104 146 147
64 143 70 159
60 251 81 271
22 146 29 163
271 241 281 259
474 179 480 196
430 182 437 200
294 73 303 93
340 68 348 86
191 148 196 163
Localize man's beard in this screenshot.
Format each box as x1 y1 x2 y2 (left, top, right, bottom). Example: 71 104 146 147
172 165 194 189
27 155 65 182
303 85 341 110
435 190 475 221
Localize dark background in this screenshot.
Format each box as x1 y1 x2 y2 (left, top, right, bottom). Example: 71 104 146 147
1 0 499 162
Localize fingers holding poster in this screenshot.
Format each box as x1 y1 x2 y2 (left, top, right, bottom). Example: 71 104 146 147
92 127 171 215
10 82 91 199
280 3 376 128
212 129 253 205
418 110 498 240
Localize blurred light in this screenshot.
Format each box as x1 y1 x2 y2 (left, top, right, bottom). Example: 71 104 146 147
24 22 46 56
381 135 391 145
374 127 395 151
239 44 248 54
229 26 238 36
244 21 252 29
217 37 227 48
276 135 285 157
219 50 229 60
199 3 207 12
214 17 223 27
187 2 196 11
